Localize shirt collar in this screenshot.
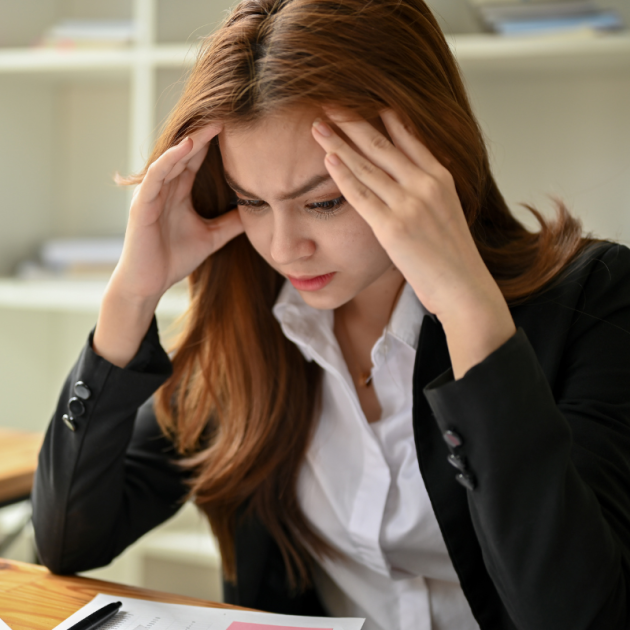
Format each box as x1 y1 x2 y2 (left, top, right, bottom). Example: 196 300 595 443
272 279 428 363
385 281 427 350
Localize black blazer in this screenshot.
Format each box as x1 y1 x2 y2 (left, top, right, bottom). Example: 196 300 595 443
32 241 630 629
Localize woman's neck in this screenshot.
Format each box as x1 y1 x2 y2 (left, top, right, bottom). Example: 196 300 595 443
335 265 406 336
333 266 405 415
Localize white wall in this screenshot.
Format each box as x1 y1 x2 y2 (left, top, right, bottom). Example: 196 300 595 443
466 66 630 242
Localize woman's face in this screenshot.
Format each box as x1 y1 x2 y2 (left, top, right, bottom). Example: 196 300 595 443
218 107 398 311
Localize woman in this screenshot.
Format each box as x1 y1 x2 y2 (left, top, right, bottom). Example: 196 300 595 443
32 0 630 628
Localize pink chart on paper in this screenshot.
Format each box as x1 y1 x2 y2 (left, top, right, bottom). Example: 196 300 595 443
227 624 333 630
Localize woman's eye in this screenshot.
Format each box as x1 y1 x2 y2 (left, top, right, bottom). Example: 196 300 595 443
308 196 347 215
236 199 267 209
235 196 347 219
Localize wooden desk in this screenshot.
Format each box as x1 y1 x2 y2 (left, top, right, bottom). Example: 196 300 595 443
0 429 43 508
0 559 243 629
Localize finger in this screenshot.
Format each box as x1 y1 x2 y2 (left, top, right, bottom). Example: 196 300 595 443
318 111 418 186
171 165 198 204
164 138 211 184
312 120 406 209
323 152 388 226
379 108 447 178
185 123 222 165
164 124 220 183
137 137 194 204
186 139 212 173
202 207 245 251
166 143 213 208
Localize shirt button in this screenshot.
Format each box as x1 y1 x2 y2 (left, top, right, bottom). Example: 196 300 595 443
62 414 76 432
447 454 468 472
443 430 463 449
74 381 91 400
455 473 476 491
68 397 85 417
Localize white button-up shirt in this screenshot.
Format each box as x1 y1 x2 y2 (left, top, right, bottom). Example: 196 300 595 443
272 279 479 630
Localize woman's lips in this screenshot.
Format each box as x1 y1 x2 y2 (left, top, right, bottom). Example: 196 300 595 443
287 272 336 291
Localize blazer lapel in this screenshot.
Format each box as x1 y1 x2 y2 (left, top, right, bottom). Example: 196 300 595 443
412 314 511 628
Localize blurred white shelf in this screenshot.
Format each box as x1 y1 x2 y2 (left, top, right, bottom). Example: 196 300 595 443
1 32 628 76
0 278 188 317
448 31 630 71
149 43 201 68
0 44 199 75
0 47 135 74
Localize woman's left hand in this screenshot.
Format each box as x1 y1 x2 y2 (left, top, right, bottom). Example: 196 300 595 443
311 108 516 378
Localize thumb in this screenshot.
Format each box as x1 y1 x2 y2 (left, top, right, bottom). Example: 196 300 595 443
205 208 246 253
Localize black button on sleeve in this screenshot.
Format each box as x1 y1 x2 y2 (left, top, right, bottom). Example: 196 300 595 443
447 453 468 472
73 381 91 400
61 414 76 432
455 473 476 491
68 397 85 417
443 429 463 449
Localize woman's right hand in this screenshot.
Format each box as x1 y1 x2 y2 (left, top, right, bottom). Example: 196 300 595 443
94 124 244 367
116 123 243 301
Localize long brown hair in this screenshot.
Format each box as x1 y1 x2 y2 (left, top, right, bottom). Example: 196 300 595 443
120 0 598 589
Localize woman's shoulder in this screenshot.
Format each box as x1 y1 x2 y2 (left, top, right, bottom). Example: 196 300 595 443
510 240 630 373
510 240 629 350
469 239 630 402
560 240 630 289
516 240 630 319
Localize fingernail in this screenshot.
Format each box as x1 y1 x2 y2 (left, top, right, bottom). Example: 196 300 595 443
326 152 341 166
313 119 332 137
179 136 190 145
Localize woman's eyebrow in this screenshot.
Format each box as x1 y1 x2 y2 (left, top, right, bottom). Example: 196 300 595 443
223 171 333 201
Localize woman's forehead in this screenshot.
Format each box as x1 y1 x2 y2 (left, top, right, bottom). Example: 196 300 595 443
221 106 321 141
218 109 334 199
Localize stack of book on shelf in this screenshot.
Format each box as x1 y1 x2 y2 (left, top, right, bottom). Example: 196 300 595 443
16 237 124 280
35 19 136 48
469 0 625 36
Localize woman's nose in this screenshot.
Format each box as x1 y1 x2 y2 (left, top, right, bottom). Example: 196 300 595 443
269 214 315 265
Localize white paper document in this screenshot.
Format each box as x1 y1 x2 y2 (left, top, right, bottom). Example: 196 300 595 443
53 593 364 630
0 617 13 630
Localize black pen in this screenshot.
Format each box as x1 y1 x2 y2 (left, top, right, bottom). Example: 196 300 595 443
66 601 123 630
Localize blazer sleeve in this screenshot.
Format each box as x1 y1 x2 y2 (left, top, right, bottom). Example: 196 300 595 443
423 244 630 629
31 317 190 575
